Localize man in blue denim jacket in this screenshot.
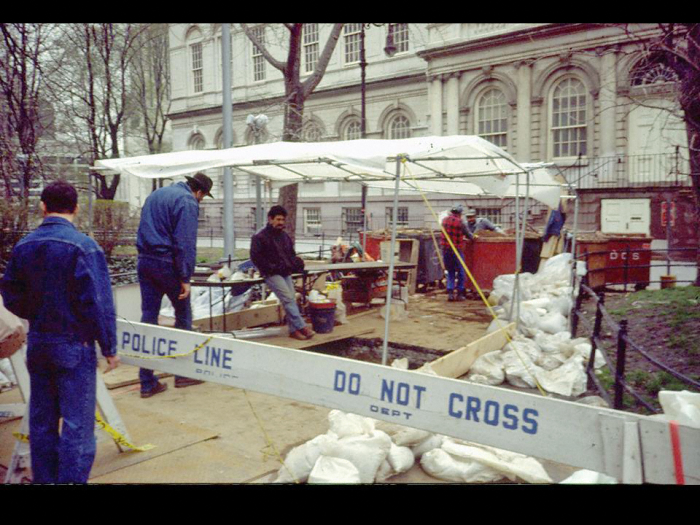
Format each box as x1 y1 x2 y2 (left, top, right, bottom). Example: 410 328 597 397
1 181 120 484
136 172 213 397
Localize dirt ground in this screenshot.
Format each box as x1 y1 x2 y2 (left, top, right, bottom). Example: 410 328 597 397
0 288 578 484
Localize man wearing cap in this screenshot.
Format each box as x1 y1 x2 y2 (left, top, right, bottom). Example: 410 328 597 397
440 204 470 302
135 172 213 397
464 208 504 237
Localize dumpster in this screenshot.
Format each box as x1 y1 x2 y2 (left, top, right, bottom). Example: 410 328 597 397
604 235 652 289
397 230 443 287
574 235 609 290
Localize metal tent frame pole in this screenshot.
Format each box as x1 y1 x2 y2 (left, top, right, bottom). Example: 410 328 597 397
221 24 235 257
381 156 403 366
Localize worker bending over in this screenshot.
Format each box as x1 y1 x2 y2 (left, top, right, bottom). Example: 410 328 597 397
250 206 315 341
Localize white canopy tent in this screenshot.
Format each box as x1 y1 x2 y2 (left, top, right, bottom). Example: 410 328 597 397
95 135 567 365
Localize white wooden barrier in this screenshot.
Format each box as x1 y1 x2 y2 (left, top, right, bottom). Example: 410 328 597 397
117 319 699 484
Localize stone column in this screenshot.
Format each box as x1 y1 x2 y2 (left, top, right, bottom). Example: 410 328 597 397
599 48 618 181
429 75 443 136
445 72 461 136
516 61 532 162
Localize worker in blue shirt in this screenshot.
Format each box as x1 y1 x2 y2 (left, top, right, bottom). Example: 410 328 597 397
1 181 120 484
464 208 505 237
136 172 213 397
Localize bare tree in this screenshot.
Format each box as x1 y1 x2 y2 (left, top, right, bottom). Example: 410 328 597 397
0 23 51 214
46 23 147 200
240 23 344 240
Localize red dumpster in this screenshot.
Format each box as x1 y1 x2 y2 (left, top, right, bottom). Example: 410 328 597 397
575 236 609 290
463 235 517 292
604 235 652 288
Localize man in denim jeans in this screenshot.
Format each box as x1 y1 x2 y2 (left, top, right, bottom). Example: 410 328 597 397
250 206 314 341
2 181 120 483
136 172 213 397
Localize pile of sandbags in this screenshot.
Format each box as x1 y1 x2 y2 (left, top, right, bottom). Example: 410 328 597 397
272 409 552 484
473 254 605 397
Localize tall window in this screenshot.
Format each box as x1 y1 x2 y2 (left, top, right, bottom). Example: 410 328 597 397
342 207 363 234
551 78 587 158
190 42 203 93
304 208 322 234
388 23 409 54
251 26 266 82
189 133 205 150
474 207 502 226
344 24 362 64
303 23 319 73
343 119 362 140
387 114 411 139
386 206 409 227
477 88 508 149
302 121 323 142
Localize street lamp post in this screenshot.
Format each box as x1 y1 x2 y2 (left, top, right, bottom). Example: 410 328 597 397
359 24 397 252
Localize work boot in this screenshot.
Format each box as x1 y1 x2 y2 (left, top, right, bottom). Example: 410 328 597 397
447 291 455 302
289 329 309 341
300 325 315 339
141 381 168 399
456 291 466 301
174 377 205 388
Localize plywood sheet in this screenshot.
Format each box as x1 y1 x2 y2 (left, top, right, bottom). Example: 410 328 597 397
101 363 171 390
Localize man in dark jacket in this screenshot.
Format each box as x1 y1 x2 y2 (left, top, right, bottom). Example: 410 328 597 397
250 205 314 340
1 181 120 483
136 172 212 397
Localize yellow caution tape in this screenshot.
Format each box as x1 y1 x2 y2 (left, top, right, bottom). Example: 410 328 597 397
402 162 548 397
14 413 155 452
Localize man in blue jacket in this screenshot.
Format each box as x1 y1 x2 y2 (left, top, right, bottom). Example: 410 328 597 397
250 205 314 341
1 181 120 484
136 172 213 397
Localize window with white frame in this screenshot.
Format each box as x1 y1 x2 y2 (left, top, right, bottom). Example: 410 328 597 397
387 113 411 139
343 118 362 140
474 207 502 226
251 26 266 82
551 77 587 158
342 207 363 234
344 24 362 64
304 207 322 234
386 206 409 227
303 23 319 73
302 121 324 142
190 42 203 94
477 88 508 149
189 133 205 150
388 23 409 54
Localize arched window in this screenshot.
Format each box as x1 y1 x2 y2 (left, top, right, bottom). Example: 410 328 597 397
188 133 205 150
631 56 679 87
302 121 324 142
551 77 587 158
387 113 411 139
342 118 362 140
476 88 508 149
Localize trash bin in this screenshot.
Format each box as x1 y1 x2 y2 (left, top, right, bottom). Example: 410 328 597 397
397 230 443 287
604 235 652 289
308 301 336 334
463 236 517 292
575 236 609 290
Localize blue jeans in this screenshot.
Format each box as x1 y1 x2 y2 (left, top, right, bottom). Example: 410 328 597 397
138 256 192 392
443 248 466 293
264 274 306 333
26 338 97 484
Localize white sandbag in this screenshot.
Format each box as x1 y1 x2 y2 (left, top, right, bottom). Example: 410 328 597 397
538 312 568 334
502 349 544 389
559 469 618 484
547 295 573 317
0 358 17 384
522 297 551 310
421 448 504 483
376 442 415 481
274 432 339 483
381 425 432 448
654 390 700 429
411 433 444 459
319 430 392 483
486 317 512 334
326 284 348 324
327 410 375 438
390 358 409 370
534 354 587 397
467 351 505 385
307 455 362 484
380 302 407 321
441 439 553 484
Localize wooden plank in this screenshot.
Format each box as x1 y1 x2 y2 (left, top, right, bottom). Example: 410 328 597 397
381 239 419 295
191 304 284 332
425 322 515 378
258 326 375 350
102 362 171 390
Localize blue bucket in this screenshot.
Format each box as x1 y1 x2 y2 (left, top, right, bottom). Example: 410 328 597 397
309 302 336 334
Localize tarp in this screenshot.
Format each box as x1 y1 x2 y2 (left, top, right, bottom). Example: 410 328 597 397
362 163 564 209
95 136 527 199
